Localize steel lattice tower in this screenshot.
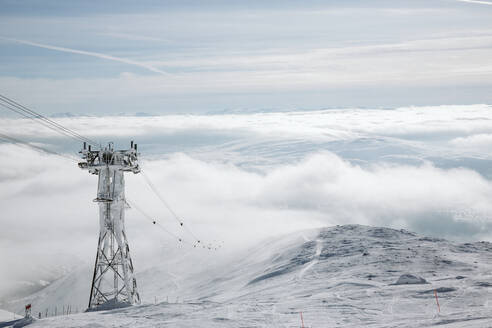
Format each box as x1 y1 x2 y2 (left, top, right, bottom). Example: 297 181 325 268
79 141 141 311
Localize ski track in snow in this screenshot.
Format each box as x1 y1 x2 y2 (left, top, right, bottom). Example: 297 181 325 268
298 239 322 279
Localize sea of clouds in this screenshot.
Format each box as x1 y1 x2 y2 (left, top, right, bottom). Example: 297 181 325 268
1 104 492 299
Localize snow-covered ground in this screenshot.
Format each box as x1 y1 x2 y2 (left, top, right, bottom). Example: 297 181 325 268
3 224 492 327
0 309 21 322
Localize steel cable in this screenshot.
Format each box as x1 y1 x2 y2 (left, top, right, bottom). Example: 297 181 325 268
0 94 99 146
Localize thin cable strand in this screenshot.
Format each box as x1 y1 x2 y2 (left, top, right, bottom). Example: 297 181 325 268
140 170 201 242
0 132 79 162
0 94 98 145
126 198 192 246
0 94 99 146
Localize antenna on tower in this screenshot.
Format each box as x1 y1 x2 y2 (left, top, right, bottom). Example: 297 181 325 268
79 141 141 311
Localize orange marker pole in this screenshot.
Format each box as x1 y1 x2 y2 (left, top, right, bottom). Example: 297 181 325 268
300 311 305 328
434 289 440 313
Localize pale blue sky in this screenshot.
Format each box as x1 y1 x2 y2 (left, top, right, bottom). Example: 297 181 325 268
1 0 492 115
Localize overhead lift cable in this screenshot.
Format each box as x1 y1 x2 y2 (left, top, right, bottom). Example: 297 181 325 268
0 100 84 143
140 170 201 243
0 94 220 250
0 94 99 147
139 169 222 250
0 94 98 146
0 132 80 162
126 198 191 246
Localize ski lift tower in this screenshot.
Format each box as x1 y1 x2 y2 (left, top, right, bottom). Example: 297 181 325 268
79 141 141 311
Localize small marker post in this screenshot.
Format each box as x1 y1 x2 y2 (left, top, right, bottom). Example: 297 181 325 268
300 311 305 328
434 289 441 313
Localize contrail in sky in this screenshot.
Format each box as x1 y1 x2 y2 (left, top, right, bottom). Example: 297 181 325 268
0 37 169 75
456 0 492 5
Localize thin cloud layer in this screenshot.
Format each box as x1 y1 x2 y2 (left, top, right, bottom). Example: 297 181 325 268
456 0 492 5
1 0 492 113
0 37 170 76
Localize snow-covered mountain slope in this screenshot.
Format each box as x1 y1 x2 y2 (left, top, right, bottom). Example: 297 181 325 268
0 254 82 305
7 225 492 327
0 309 21 322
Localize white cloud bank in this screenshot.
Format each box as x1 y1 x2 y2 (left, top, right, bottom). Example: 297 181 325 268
1 145 491 296
450 134 492 152
136 152 492 243
1 105 492 299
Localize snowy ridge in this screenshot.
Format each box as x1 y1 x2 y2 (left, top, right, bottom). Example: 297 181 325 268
5 224 492 327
